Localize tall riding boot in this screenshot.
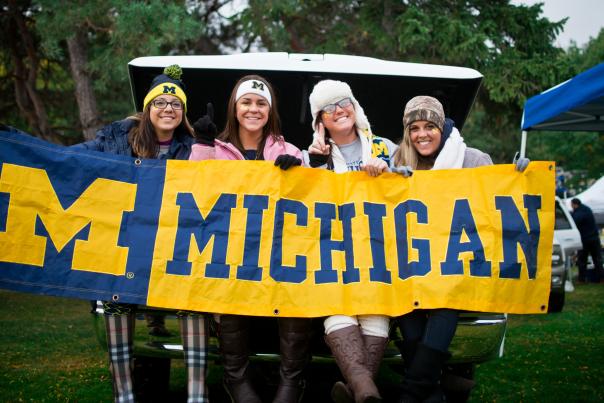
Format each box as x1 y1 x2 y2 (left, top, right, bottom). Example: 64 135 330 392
398 343 449 403
273 318 314 403
219 315 261 403
332 335 388 403
364 335 388 379
399 340 418 373
325 325 381 403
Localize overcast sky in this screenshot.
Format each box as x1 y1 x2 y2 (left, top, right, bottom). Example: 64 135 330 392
511 0 603 48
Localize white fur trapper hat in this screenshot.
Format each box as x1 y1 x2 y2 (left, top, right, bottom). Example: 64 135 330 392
309 80 371 132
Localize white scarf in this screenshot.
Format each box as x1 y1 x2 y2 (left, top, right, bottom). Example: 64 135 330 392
432 127 466 170
328 129 373 173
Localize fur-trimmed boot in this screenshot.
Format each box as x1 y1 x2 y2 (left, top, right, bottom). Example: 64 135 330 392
325 325 381 403
219 315 262 403
272 318 314 403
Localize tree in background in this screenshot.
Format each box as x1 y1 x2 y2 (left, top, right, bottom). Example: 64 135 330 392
526 28 604 188
0 0 601 182
238 0 576 162
0 0 230 143
2 0 57 142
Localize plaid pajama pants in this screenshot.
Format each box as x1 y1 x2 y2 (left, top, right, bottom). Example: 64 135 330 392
104 304 209 403
179 313 209 403
104 303 136 403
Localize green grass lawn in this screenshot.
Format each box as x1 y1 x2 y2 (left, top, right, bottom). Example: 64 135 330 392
1 283 603 402
471 283 604 403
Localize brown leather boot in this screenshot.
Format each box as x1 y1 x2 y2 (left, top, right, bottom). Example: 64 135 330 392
331 335 388 403
219 315 262 403
325 325 381 403
363 335 388 378
272 317 314 403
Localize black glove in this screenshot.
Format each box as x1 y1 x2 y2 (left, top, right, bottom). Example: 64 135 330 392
274 154 302 170
193 103 217 146
308 153 329 168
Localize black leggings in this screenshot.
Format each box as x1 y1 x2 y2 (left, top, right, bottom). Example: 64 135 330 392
398 309 458 353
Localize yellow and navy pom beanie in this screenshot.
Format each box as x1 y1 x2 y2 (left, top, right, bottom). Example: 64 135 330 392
143 64 188 111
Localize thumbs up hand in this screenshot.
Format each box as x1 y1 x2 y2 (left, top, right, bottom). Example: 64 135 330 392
193 102 217 146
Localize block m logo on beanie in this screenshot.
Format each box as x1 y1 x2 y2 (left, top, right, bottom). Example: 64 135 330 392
252 81 264 91
163 85 177 95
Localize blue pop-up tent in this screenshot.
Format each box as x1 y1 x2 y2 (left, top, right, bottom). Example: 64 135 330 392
519 62 604 157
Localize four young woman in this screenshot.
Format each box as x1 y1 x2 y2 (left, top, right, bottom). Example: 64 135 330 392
80 67 522 402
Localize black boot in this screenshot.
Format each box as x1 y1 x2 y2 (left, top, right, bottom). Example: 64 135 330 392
219 315 262 403
145 312 172 337
273 318 314 403
398 343 449 403
399 340 418 372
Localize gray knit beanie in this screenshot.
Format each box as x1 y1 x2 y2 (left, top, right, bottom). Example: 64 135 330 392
403 96 445 131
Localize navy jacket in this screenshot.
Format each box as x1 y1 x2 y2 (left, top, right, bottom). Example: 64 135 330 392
72 118 193 160
572 204 600 243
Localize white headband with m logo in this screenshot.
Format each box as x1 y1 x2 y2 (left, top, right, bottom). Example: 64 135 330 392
235 79 272 106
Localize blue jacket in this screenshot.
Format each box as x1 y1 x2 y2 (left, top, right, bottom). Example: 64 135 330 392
72 118 193 160
572 204 600 243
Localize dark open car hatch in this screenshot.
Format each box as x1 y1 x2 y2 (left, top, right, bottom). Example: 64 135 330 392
128 53 483 151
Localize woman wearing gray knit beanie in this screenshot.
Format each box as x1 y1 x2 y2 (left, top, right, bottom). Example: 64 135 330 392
306 79 398 403
392 95 492 403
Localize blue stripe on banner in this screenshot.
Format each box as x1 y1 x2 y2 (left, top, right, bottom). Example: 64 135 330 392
0 128 165 305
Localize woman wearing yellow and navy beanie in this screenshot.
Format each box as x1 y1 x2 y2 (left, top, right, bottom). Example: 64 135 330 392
143 64 188 112
72 65 208 403
75 64 194 159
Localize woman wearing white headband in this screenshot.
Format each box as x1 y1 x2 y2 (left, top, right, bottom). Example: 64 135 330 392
189 75 312 403
190 74 303 168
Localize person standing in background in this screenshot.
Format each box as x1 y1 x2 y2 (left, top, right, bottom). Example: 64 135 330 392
571 198 603 283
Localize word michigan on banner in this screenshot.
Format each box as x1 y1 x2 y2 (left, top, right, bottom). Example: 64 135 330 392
0 128 555 317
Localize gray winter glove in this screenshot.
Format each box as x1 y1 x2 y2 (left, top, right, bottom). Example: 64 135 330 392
391 165 413 177
513 152 530 172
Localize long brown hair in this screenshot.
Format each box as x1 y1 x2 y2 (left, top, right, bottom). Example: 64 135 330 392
217 74 281 155
128 105 193 159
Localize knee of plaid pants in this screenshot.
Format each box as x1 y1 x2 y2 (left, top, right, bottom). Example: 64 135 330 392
103 302 136 403
178 312 210 403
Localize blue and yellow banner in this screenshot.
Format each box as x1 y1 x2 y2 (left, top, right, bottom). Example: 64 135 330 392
0 128 555 316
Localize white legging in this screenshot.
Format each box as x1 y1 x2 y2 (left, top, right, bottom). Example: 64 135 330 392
324 314 390 337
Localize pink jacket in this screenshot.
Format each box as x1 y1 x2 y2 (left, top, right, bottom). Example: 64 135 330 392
189 135 303 162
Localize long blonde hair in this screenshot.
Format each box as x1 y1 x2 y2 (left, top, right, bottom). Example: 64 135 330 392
392 125 440 170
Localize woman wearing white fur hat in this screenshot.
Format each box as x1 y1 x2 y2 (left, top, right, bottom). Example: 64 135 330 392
306 79 398 403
